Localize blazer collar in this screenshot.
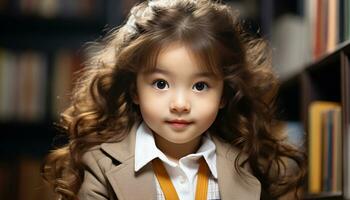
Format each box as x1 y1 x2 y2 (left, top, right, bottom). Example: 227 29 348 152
100 124 261 200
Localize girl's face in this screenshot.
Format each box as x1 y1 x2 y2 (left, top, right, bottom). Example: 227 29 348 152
134 43 224 151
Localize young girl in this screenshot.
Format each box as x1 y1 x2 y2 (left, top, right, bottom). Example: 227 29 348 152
42 0 306 199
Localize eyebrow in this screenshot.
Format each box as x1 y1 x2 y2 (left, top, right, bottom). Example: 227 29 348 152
145 67 215 78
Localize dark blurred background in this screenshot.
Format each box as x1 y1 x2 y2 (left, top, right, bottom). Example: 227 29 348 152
0 0 348 199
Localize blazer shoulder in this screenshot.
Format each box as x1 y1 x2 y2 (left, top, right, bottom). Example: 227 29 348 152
79 145 119 200
81 145 120 174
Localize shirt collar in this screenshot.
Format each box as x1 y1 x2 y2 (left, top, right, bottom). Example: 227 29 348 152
134 122 218 178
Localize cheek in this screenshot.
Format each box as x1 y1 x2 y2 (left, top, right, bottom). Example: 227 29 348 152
196 103 220 121
193 95 222 122
137 91 166 120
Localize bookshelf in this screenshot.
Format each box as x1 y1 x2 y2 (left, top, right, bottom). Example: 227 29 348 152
0 0 135 199
0 1 108 153
272 0 349 198
0 0 142 148
277 41 350 200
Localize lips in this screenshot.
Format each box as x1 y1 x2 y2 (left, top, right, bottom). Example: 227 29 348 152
166 119 193 129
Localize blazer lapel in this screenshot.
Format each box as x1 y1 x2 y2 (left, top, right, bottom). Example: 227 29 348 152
105 159 156 200
100 123 157 200
213 135 261 200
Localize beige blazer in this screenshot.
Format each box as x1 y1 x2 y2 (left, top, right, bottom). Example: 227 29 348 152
78 124 261 200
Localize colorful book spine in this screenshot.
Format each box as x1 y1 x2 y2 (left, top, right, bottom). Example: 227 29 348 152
308 101 341 194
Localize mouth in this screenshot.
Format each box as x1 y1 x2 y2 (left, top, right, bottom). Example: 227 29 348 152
165 119 193 129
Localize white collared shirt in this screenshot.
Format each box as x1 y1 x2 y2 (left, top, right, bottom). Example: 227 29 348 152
135 122 220 200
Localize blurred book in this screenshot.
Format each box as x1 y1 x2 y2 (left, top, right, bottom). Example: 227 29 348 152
311 0 346 59
308 101 341 194
272 0 350 80
0 49 17 121
51 49 82 119
16 51 47 121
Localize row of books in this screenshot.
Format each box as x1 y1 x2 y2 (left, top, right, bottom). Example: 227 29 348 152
311 0 350 59
0 48 81 122
0 0 102 19
0 157 54 200
308 101 342 194
271 0 350 81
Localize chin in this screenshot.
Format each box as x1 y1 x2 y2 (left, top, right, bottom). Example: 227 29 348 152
171 140 192 144
167 136 199 145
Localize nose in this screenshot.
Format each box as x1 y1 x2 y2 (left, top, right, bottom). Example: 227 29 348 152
169 91 190 113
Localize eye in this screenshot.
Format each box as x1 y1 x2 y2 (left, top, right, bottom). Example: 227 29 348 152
152 79 169 90
193 82 209 91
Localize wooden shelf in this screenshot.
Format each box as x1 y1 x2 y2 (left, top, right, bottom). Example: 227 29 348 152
279 42 350 200
304 192 343 200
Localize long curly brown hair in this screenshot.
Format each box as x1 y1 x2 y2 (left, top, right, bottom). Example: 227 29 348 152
42 0 306 199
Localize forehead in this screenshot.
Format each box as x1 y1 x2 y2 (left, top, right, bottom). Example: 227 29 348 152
156 44 204 73
141 42 223 77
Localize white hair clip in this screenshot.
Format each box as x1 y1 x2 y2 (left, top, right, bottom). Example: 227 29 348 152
148 0 177 8
148 0 157 8
125 15 137 34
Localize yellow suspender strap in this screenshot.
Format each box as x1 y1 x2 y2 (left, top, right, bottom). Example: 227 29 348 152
151 157 209 200
152 158 180 200
195 158 209 200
